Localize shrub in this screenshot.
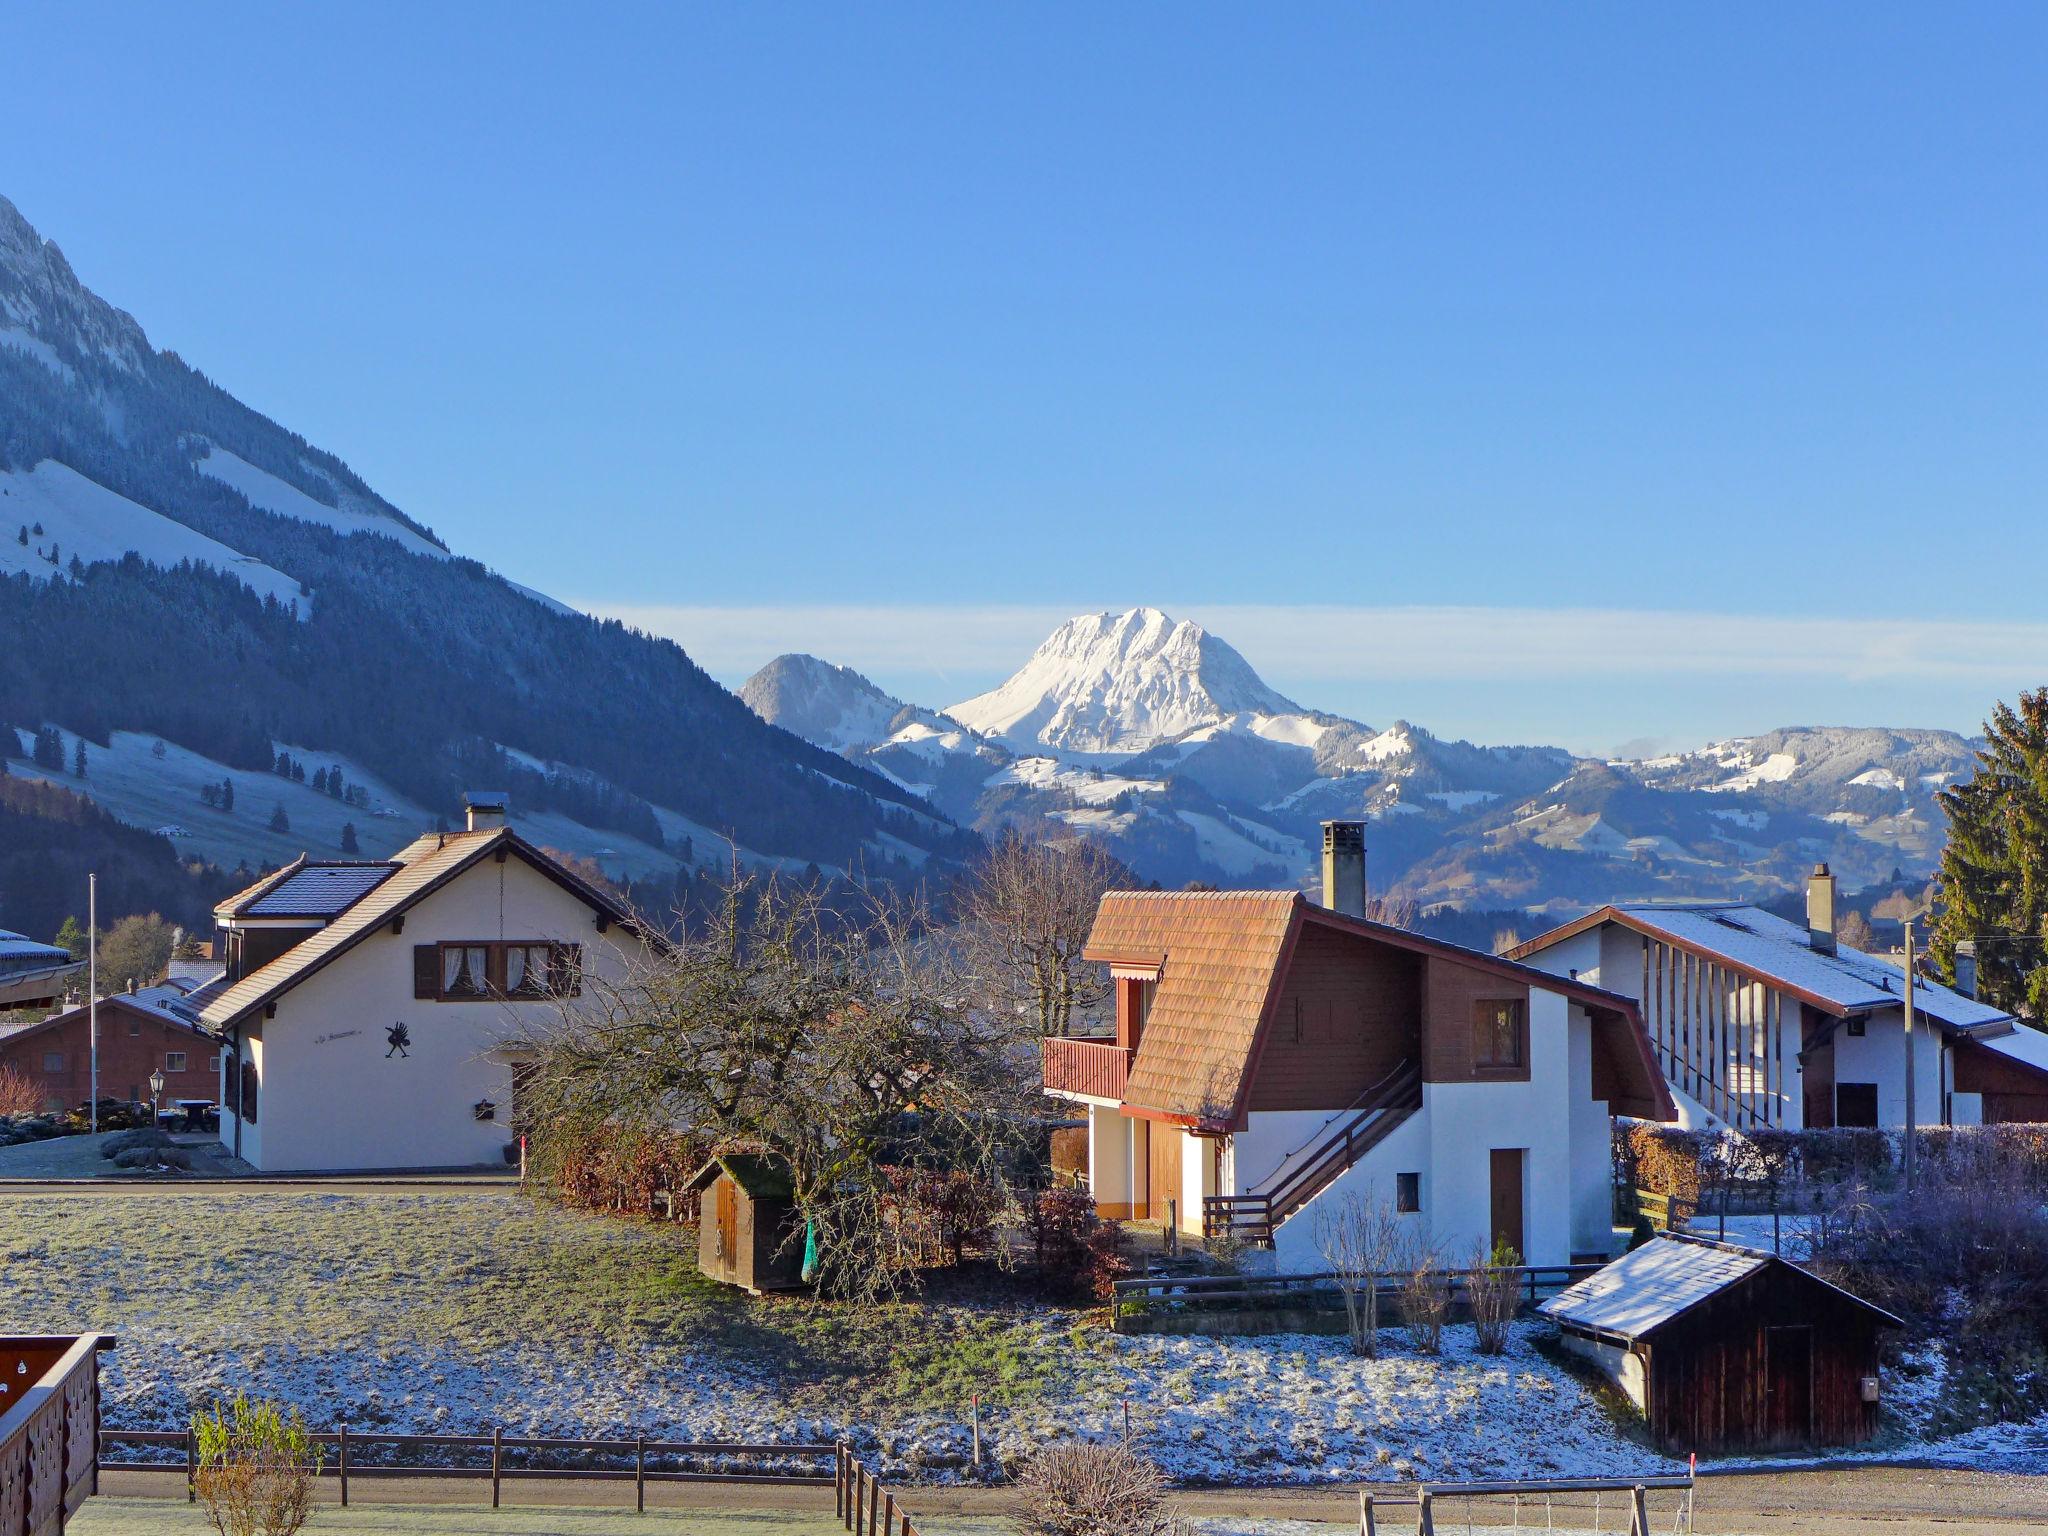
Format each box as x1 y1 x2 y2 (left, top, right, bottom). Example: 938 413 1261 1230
1401 1248 1451 1354
193 1393 322 1536
100 1126 175 1160
528 1120 703 1222
1019 1439 1175 1536
1079 1219 1130 1302
1468 1239 1522 1356
0 1066 41 1118
881 1166 1008 1266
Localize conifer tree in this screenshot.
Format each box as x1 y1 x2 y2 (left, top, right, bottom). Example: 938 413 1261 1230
269 803 290 834
220 777 235 813
71 736 86 777
340 821 359 854
1933 688 2048 1018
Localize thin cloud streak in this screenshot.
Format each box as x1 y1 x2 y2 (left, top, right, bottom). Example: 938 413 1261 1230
583 602 2048 690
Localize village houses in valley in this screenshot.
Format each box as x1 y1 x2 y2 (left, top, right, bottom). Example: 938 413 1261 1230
0 977 220 1115
1508 865 2048 1133
199 793 656 1172
1043 820 1674 1271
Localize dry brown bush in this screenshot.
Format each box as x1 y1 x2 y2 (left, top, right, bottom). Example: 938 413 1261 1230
1019 1438 1175 1536
1401 1247 1451 1354
1467 1240 1522 1355
0 1065 42 1118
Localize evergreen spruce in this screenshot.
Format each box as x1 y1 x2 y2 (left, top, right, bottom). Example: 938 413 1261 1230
268 803 290 834
1933 688 2048 1018
71 736 86 777
220 778 235 813
340 821 359 854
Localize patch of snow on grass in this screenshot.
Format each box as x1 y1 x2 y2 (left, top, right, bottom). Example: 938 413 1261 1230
195 442 446 559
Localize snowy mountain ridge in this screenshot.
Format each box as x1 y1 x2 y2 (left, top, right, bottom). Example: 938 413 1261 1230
946 607 1309 755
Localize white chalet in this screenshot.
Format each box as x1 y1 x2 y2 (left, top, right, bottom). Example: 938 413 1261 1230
1041 822 1674 1270
201 794 654 1172
1507 866 2048 1131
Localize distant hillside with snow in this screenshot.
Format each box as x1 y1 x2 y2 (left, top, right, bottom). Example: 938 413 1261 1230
0 191 978 905
750 606 1981 909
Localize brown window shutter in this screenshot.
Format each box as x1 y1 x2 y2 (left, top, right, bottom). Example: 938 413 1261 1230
414 945 440 1000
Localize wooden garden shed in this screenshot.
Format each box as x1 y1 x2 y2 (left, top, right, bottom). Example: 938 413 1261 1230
1539 1233 1901 1454
686 1153 807 1295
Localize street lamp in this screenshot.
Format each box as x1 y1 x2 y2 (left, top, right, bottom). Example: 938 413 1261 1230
148 1069 166 1127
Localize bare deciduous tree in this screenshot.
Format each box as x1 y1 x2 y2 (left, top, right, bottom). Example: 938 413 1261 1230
956 830 1125 1038
1315 1193 1403 1356
516 868 1042 1306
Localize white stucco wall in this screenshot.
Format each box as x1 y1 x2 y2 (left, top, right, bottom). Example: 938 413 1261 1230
219 854 644 1172
1830 1004 1944 1127
1560 1330 1647 1412
1268 1108 1433 1271
1566 1006 1616 1256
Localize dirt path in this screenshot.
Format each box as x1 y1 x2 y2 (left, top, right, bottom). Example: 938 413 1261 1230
99 1464 2048 1533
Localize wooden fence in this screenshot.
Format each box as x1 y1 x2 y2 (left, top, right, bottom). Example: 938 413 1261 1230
100 1426 834 1512
1 1334 114 1536
833 1442 927 1536
1109 1263 1600 1332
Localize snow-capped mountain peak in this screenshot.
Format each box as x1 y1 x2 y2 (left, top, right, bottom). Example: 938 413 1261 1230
740 654 920 755
945 607 1303 755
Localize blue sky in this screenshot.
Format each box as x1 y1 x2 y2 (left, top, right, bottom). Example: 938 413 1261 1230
5 4 2046 753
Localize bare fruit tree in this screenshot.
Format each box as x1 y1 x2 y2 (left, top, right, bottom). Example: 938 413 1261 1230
515 869 1043 1306
956 829 1125 1038
1315 1192 1404 1356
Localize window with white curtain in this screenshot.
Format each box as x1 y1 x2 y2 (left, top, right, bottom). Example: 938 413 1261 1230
443 944 490 997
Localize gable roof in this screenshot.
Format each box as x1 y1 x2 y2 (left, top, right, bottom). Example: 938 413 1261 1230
1089 891 1672 1126
1539 1232 1902 1340
0 985 220 1052
200 829 644 1031
685 1152 794 1199
1507 903 2014 1032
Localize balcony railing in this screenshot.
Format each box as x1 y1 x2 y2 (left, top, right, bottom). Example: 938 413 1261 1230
1042 1036 1132 1102
1 1333 115 1535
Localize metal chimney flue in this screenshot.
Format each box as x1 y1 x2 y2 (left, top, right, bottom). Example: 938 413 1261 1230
1321 820 1367 919
1807 863 1837 954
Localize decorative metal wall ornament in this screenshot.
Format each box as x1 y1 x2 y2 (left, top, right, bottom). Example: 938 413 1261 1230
473 1098 496 1122
385 1021 412 1058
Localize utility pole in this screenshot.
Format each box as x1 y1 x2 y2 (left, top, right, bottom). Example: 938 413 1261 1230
88 872 98 1135
1902 917 1917 1195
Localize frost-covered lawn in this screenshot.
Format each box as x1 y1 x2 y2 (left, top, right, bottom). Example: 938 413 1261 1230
49 1189 2046 1487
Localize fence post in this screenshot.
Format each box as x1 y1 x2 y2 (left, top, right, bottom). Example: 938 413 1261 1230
1417 1488 1434 1536
1359 1489 1376 1536
884 1490 898 1534
185 1425 195 1504
491 1424 502 1509
338 1423 349 1508
1631 1483 1650 1536
636 1432 647 1513
834 1442 843 1520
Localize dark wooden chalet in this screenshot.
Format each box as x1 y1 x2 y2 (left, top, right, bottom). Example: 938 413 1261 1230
687 1153 806 1295
1539 1232 1901 1454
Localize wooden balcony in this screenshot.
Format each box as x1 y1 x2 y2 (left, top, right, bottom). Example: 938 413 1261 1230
1042 1036 1132 1102
1 1334 114 1535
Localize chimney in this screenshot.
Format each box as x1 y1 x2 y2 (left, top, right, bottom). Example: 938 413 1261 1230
1806 864 1837 954
1954 939 1978 999
127 977 138 995
1321 820 1367 919
464 790 509 832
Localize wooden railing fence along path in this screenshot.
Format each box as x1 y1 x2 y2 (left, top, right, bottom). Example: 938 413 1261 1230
1111 1262 1600 1331
0 1334 114 1536
833 1443 928 1536
100 1426 836 1513
1360 1474 1696 1536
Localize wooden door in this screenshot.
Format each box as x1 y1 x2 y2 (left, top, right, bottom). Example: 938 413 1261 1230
1765 1325 1814 1446
715 1178 739 1272
1149 1124 1183 1227
1488 1148 1525 1260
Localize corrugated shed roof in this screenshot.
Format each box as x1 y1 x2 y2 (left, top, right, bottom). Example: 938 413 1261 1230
1088 890 1300 1122
242 863 400 917
0 929 74 963
1540 1232 1902 1339
1539 1235 1768 1337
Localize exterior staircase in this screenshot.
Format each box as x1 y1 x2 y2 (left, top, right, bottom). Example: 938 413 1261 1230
1203 1060 1423 1247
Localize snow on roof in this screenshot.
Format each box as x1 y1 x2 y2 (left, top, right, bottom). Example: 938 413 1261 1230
242 863 399 918
1608 903 2013 1031
1541 1233 1902 1340
1540 1235 1767 1338
0 929 70 962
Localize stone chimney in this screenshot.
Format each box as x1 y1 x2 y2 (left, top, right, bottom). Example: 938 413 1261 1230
1321 820 1367 919
464 790 509 832
1806 863 1837 955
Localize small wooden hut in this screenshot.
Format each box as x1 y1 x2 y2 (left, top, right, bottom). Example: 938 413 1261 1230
1539 1232 1901 1454
687 1153 807 1294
